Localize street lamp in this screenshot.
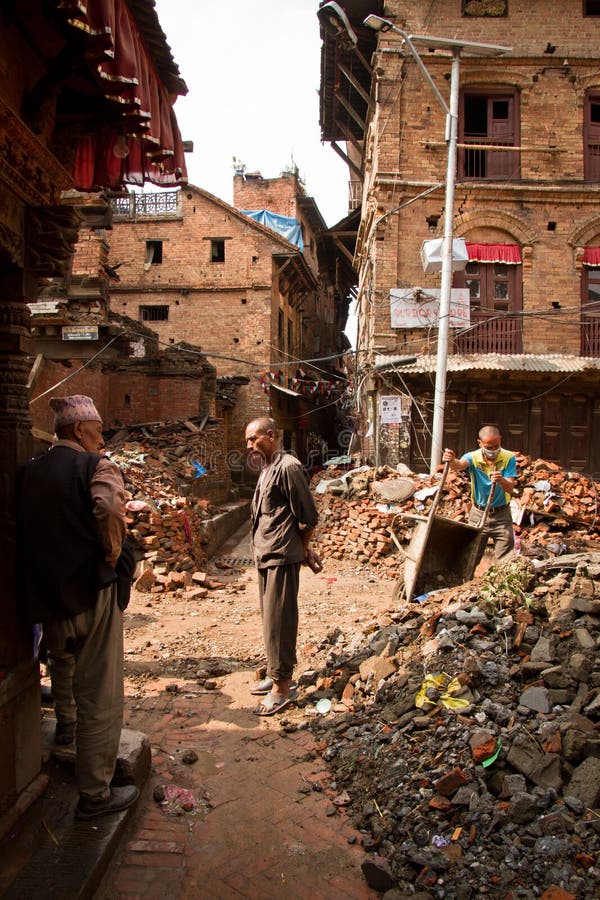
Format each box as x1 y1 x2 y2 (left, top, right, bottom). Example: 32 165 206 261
363 15 511 473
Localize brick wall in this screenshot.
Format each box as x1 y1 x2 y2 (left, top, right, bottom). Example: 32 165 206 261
106 185 333 449
30 361 210 433
233 171 301 218
364 0 600 360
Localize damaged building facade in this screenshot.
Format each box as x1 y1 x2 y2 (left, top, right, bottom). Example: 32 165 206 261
105 169 355 463
319 0 600 475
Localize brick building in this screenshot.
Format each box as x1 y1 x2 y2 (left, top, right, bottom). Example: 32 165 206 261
319 0 600 475
106 170 354 463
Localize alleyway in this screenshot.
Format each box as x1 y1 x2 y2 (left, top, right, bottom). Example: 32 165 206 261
95 523 393 899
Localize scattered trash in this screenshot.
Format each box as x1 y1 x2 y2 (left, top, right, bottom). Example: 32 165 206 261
414 673 471 710
315 698 332 715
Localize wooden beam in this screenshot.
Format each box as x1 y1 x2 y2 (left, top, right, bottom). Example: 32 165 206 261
338 63 374 111
331 141 362 178
332 236 356 265
335 91 367 134
334 117 364 160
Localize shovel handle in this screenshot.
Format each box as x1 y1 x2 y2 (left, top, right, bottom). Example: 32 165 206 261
478 470 499 529
429 460 450 519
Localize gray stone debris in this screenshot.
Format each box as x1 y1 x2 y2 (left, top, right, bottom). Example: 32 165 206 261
297 553 600 898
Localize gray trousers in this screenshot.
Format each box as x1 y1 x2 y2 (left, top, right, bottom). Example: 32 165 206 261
468 504 515 567
257 563 300 682
44 584 123 800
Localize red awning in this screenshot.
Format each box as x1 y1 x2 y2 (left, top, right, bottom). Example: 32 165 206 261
583 247 600 266
465 242 522 264
59 0 187 190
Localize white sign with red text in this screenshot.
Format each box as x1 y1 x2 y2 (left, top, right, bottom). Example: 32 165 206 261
390 288 470 329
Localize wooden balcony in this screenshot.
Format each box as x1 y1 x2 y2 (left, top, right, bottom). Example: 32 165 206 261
581 315 600 356
454 310 522 354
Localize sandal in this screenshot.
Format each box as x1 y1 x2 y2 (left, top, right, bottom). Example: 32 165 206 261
253 690 297 717
249 677 274 696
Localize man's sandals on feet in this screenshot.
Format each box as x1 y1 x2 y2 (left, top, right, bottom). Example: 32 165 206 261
253 690 298 716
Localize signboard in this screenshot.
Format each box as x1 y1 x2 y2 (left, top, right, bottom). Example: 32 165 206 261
390 288 470 329
62 325 99 341
380 394 405 424
26 301 61 315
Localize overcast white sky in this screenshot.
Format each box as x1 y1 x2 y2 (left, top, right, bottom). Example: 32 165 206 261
153 0 350 229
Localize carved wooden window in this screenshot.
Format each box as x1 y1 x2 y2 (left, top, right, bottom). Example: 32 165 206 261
463 0 508 16
581 256 600 355
459 89 519 179
584 94 600 179
454 249 522 353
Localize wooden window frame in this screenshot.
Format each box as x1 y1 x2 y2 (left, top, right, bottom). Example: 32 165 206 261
584 92 600 180
454 260 522 353
139 304 169 322
581 265 600 355
459 88 520 180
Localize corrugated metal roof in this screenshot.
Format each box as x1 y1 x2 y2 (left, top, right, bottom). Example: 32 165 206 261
373 353 600 374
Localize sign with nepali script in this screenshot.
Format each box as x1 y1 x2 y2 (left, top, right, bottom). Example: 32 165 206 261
390 288 470 329
62 325 99 341
380 394 406 424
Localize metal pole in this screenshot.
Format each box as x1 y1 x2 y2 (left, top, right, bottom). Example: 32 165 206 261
429 49 460 474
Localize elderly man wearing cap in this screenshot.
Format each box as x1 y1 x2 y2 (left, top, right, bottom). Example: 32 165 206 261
17 395 139 819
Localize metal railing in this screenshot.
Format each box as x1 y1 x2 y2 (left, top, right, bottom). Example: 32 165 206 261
110 191 181 219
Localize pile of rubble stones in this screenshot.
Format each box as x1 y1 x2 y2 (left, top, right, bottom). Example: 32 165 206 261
106 420 229 580
312 458 600 579
287 553 600 898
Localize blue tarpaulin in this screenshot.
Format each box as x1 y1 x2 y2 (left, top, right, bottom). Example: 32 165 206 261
241 209 304 250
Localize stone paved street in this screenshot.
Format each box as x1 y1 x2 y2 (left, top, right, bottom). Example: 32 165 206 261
96 670 378 899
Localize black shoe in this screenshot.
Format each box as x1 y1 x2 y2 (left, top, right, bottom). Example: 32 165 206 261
54 722 76 745
40 685 53 706
76 785 140 820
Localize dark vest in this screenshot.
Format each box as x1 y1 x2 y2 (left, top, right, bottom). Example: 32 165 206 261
16 446 116 623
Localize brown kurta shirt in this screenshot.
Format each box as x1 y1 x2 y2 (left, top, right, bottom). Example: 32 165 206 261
251 451 318 569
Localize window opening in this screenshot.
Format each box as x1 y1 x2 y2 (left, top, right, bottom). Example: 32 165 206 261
584 94 600 179
584 1 600 15
140 305 169 322
145 240 163 268
581 262 600 355
455 255 522 353
460 91 519 179
211 239 225 262
463 0 508 15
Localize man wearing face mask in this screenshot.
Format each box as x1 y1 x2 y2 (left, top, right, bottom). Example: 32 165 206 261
442 425 517 565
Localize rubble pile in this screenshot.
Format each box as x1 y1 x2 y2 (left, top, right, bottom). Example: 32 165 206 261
312 459 600 578
293 554 600 898
106 418 229 577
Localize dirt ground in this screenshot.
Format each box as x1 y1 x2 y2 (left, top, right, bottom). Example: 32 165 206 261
122 522 397 697
90 523 399 899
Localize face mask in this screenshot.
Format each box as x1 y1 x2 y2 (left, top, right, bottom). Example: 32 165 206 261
483 447 500 459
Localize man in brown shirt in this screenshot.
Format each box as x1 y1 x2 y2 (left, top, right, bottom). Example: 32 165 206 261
245 417 321 715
